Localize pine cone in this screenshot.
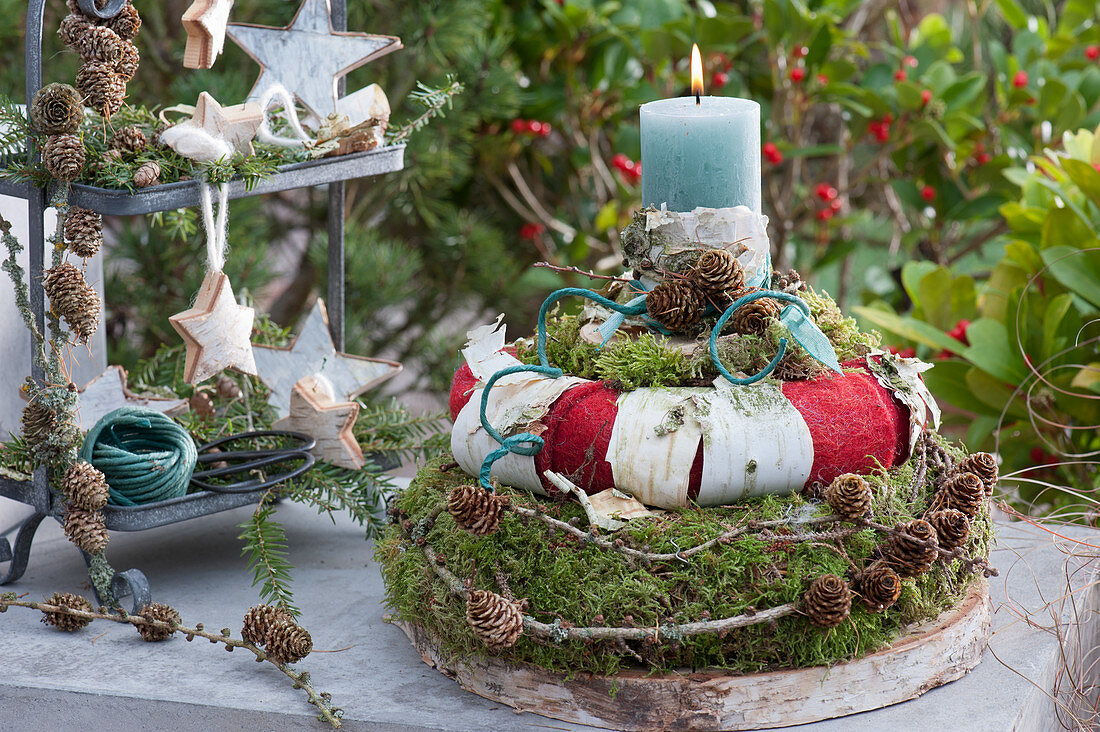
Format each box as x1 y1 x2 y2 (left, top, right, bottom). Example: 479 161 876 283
216 376 242 400
64 206 103 258
105 2 141 40
65 292 101 344
115 41 140 82
936 472 985 518
770 268 805 292
885 519 939 578
108 125 146 153
43 262 100 343
729 288 783 335
63 461 109 511
693 249 744 302
448 484 509 536
853 563 903 612
825 473 872 521
63 507 109 554
58 13 95 50
41 591 93 632
241 603 294 646
928 509 970 552
42 134 85 181
266 616 313 665
955 452 998 495
21 401 58 445
645 279 704 333
137 602 180 642
802 574 852 628
466 589 524 649
76 25 123 64
76 61 125 118
133 161 161 188
29 83 83 135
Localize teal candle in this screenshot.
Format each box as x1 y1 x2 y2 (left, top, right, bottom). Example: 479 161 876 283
640 96 761 213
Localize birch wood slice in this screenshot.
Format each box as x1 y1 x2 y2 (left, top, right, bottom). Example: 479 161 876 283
396 581 991 731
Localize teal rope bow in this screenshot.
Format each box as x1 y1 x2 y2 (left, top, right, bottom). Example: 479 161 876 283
709 290 811 385
79 407 197 506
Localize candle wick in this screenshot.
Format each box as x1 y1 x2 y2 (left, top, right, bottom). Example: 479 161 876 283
695 94 700 106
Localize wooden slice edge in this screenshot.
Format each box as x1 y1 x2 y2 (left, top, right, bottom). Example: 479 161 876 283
396 580 991 731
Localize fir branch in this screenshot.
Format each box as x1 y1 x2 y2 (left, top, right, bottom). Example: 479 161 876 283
0 96 31 161
0 592 343 728
353 398 448 462
239 500 299 617
280 463 392 539
386 75 465 144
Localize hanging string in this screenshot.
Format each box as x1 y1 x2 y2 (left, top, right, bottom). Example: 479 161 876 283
255 84 313 148
198 179 230 272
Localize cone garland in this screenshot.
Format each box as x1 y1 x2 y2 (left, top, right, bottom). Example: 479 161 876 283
466 589 524 649
137 602 180 642
40 592 94 632
76 25 124 64
133 160 161 188
42 134 86 182
955 452 998 495
75 61 126 118
241 603 294 646
42 261 100 343
62 461 109 511
825 473 872 521
885 519 939 578
694 249 744 300
115 42 140 82
63 506 109 554
936 471 985 518
802 574 852 628
64 206 103 258
105 3 141 41
645 279 704 333
58 13 95 49
928 509 970 552
448 484 509 536
21 401 58 446
729 288 783 335
29 83 84 135
853 564 903 612
108 125 147 153
265 616 314 665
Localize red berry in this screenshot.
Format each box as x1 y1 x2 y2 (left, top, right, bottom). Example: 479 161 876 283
921 89 932 106
816 208 833 221
611 153 630 171
1013 70 1029 88
975 152 992 165
903 55 918 68
948 319 971 345
793 46 807 58
539 122 552 138
814 182 838 201
763 142 783 164
711 71 729 89
920 185 936 202
526 120 544 135
511 119 526 134
1088 45 1100 60
816 74 829 86
882 113 894 123
519 222 545 240
894 70 907 82
829 198 843 212
899 347 916 359
1029 447 1046 464
790 67 805 83
874 125 890 142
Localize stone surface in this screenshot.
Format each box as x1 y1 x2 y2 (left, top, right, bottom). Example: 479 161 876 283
0 498 1096 731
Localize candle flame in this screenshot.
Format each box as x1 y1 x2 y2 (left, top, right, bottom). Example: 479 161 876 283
690 43 703 102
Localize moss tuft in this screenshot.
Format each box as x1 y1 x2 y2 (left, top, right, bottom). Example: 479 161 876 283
594 332 689 390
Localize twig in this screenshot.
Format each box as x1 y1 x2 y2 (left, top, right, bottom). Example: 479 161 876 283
532 261 633 283
0 595 344 728
506 161 577 239
861 518 998 576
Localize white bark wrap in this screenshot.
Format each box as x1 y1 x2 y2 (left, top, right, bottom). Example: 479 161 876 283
642 205 770 287
606 388 707 508
697 382 813 503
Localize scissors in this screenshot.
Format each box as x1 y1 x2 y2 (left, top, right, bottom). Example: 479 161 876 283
191 430 316 493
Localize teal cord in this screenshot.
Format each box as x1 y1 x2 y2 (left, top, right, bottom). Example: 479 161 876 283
709 290 811 385
537 287 647 367
476 364 562 492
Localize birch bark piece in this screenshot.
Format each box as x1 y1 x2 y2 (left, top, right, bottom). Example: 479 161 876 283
695 382 813 503
168 270 257 385
397 581 991 731
272 374 363 470
76 365 189 432
451 390 542 493
640 205 771 288
606 387 707 508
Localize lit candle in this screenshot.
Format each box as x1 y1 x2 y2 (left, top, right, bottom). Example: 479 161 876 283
640 44 761 213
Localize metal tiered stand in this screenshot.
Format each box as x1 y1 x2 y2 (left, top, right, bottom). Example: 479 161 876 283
0 0 403 610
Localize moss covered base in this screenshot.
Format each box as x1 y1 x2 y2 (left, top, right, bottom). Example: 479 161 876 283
377 439 994 677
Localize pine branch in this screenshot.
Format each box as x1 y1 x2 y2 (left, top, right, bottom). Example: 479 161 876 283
238 500 299 617
280 463 393 539
386 75 465 144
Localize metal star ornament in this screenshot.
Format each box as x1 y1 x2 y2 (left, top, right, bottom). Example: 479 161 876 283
169 271 258 384
226 0 402 119
76 366 189 431
252 299 401 419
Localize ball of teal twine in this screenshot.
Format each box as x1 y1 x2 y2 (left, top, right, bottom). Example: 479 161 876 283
79 406 197 506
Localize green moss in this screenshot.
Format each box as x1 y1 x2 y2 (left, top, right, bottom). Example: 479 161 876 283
378 444 991 677
594 333 689 390
516 313 601 379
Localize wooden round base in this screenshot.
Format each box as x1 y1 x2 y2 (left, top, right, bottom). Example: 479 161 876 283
397 582 990 731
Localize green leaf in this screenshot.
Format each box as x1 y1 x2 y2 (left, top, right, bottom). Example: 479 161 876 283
960 318 1028 383
594 201 618 232
1042 246 1100 308
851 307 963 352
1060 158 1100 210
805 23 832 68
941 74 987 110
900 261 939 307
921 360 1000 415
994 0 1029 29
965 368 1025 418
1041 293 1074 360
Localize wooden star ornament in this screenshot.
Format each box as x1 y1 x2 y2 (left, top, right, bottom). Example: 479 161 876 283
161 92 263 163
273 375 364 470
252 299 400 419
169 270 258 385
76 366 189 431
226 0 402 119
182 0 235 69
